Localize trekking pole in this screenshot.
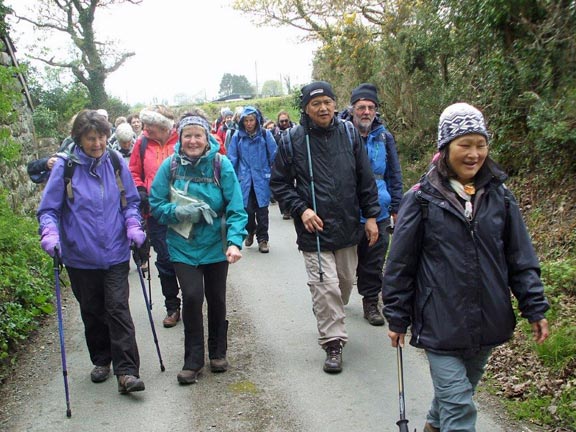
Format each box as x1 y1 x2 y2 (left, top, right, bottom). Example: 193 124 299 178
143 219 152 311
305 133 324 282
131 244 165 372
395 341 415 432
53 247 72 418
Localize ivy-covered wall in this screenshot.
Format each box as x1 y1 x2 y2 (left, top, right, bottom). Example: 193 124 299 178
0 34 44 215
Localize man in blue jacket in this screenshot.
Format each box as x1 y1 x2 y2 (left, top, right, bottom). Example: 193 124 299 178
347 83 403 326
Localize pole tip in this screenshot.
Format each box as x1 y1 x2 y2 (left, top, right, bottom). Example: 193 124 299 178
66 409 72 418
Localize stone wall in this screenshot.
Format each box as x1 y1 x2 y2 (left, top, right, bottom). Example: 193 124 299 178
0 35 46 215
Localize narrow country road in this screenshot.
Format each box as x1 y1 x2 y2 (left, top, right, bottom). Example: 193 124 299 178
1 206 534 431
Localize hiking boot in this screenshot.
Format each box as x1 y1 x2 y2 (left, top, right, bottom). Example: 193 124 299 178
177 368 202 384
163 309 181 328
423 422 440 432
117 375 145 393
210 358 229 373
282 211 291 220
323 340 343 374
245 232 255 247
90 365 111 383
258 241 269 253
362 297 385 326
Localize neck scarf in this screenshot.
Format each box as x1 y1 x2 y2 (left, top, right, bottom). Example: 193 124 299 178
449 178 476 220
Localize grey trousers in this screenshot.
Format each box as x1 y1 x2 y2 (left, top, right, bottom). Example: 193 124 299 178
425 348 493 431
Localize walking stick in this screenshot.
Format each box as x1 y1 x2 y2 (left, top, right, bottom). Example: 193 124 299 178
143 218 152 310
305 133 324 282
396 342 416 432
53 247 72 418
132 245 165 372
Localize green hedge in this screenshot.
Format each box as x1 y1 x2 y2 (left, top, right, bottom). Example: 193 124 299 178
0 193 53 369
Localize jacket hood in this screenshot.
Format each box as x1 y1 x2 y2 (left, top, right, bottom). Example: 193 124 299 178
238 106 262 134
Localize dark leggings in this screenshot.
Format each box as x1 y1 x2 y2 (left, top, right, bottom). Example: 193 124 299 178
67 262 140 376
174 261 229 370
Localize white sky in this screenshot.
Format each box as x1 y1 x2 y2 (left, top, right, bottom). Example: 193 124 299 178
6 0 318 105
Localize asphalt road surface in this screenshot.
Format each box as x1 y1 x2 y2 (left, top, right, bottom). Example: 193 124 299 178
1 206 527 432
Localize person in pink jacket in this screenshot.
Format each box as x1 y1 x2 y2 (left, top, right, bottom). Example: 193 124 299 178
129 105 182 328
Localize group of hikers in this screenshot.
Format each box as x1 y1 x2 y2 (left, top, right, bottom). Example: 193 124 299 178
31 80 550 431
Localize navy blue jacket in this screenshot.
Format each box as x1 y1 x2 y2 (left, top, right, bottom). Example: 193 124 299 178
383 160 549 356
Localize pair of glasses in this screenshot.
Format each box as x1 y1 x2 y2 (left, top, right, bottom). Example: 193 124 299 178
279 120 289 124
355 105 376 112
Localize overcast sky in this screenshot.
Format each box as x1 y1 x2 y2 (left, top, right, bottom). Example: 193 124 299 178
6 0 318 106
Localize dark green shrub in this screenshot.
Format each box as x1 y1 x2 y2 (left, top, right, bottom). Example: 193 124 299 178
0 193 53 364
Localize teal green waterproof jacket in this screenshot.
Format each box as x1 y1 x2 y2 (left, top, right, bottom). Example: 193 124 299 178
149 137 247 265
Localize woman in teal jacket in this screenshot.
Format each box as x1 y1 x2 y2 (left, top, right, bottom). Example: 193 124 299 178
149 111 247 385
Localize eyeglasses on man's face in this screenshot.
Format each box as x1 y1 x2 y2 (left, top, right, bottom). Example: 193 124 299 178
354 104 376 112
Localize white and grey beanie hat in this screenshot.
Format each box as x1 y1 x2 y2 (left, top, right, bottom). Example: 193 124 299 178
437 102 489 150
140 108 174 130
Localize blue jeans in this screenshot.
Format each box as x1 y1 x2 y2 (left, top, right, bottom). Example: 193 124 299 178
426 348 493 432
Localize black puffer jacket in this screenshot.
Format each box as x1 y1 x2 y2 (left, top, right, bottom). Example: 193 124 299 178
270 117 380 252
383 160 549 356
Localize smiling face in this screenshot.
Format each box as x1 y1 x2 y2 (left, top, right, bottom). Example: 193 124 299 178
80 130 108 158
180 125 208 158
305 96 335 128
448 134 489 184
130 117 142 134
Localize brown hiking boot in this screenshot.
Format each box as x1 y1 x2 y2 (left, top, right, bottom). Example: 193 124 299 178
117 375 145 393
163 309 181 328
210 358 229 373
362 297 385 326
258 241 269 253
323 340 343 374
245 232 255 247
423 422 440 432
177 368 202 384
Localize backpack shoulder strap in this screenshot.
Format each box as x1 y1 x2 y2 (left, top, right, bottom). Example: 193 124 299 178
343 120 356 147
63 157 77 203
413 186 429 220
139 136 149 181
213 152 222 188
108 150 127 209
169 154 178 184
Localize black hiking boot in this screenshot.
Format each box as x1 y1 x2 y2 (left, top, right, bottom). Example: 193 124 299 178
362 297 385 326
323 340 343 374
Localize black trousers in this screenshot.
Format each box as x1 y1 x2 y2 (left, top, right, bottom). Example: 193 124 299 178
66 262 140 376
245 186 270 243
148 215 180 312
174 261 229 371
356 220 390 299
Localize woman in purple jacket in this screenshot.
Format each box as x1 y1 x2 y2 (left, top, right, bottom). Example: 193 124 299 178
37 110 147 394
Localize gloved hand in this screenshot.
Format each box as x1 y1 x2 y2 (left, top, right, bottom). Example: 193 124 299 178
175 202 217 225
137 186 149 213
40 226 60 257
131 240 149 266
126 217 146 247
198 205 217 225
